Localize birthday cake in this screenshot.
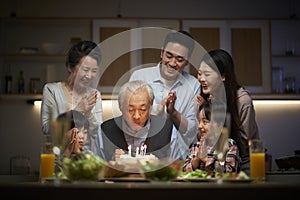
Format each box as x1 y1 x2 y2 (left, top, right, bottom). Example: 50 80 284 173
106 153 158 174
104 144 159 175
116 153 158 165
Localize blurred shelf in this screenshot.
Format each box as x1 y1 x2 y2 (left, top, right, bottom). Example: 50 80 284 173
0 54 65 62
1 93 300 101
0 93 42 100
252 93 300 100
272 55 300 58
0 93 116 100
0 53 65 56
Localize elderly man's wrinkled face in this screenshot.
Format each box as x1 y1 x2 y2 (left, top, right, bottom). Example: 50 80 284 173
122 88 152 131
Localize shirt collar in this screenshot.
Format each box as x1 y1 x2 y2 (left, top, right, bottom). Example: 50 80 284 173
155 62 186 88
122 117 150 138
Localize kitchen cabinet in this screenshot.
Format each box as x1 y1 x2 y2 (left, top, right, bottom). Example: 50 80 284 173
182 20 271 93
271 20 300 94
3 18 298 96
0 18 92 95
92 19 180 93
0 18 180 95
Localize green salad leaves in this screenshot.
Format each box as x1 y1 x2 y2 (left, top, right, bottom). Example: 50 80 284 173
62 151 106 181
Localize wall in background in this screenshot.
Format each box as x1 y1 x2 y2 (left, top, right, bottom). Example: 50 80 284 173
1 0 299 19
253 101 300 170
0 99 41 175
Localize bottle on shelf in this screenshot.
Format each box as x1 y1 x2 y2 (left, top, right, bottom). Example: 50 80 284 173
18 70 25 94
5 75 12 94
272 66 283 94
5 65 13 94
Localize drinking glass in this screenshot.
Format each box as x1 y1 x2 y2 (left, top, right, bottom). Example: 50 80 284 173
249 139 265 181
272 66 283 94
40 134 55 183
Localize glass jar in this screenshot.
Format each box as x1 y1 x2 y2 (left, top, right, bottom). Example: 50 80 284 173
272 67 283 93
284 76 296 93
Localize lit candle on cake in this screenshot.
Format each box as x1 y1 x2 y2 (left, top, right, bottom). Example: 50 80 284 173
140 145 144 156
136 147 139 156
144 144 147 155
128 145 132 157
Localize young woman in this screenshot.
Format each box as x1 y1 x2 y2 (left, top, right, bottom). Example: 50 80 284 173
196 49 260 175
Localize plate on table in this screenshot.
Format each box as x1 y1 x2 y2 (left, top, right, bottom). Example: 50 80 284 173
220 178 255 183
42 177 71 183
266 170 300 175
99 176 150 182
174 177 216 182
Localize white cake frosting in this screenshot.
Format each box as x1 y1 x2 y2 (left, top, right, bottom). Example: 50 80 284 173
111 153 158 172
116 153 158 165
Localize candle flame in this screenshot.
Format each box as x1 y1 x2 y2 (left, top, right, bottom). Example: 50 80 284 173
128 145 132 156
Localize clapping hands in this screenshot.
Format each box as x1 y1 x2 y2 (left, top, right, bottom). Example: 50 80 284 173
64 128 81 157
197 137 208 162
165 91 177 114
75 89 98 116
196 94 206 106
154 91 177 116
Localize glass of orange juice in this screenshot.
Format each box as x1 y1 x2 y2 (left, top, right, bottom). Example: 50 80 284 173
249 139 265 181
40 135 55 182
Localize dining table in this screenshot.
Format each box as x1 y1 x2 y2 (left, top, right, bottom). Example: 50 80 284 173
0 172 299 199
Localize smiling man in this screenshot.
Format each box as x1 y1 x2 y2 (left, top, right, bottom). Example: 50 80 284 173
129 30 200 159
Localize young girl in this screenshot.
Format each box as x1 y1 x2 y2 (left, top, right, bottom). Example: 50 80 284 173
182 101 241 175
56 110 89 157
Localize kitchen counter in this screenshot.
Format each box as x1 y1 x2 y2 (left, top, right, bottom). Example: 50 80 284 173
1 93 299 101
103 93 300 100
0 174 39 183
0 175 299 199
251 93 300 100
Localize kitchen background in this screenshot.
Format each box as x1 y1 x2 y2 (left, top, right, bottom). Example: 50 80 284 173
0 0 300 175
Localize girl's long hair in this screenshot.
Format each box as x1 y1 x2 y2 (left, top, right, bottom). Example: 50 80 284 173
201 49 246 159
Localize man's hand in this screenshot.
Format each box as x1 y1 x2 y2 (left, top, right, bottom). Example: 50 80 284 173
166 91 177 115
153 96 167 116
